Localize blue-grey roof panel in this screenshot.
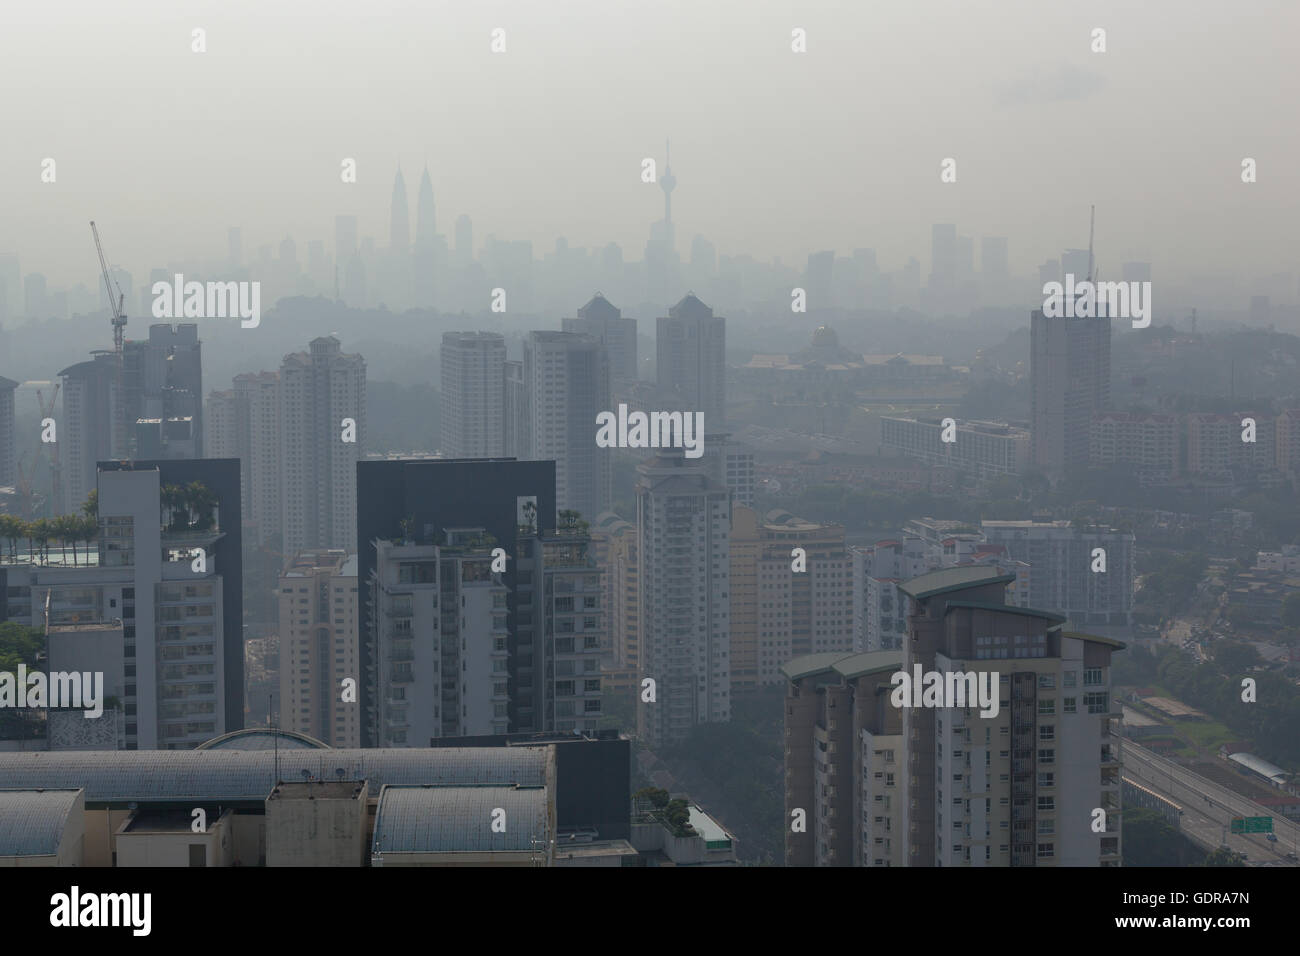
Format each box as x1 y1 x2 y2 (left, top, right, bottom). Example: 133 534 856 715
0 789 82 856
0 749 547 805
373 785 548 854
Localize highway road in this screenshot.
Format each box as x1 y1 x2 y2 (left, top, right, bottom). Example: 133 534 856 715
1123 740 1298 866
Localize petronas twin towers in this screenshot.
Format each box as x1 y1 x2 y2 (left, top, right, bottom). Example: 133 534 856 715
388 165 440 307
389 165 437 254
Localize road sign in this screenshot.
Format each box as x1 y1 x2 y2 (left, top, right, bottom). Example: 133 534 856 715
1230 816 1273 833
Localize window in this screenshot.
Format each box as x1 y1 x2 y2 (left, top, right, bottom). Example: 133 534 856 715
1039 725 1055 741
1037 796 1055 812
1038 818 1054 835
1037 698 1055 715
1084 692 1109 714
1037 772 1054 788
1084 668 1103 686
1037 843 1054 858
1063 671 1077 688
1063 697 1077 714
1037 674 1055 689
1038 749 1055 764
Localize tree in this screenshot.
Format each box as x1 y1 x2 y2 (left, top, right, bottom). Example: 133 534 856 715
81 489 98 520
0 621 43 673
1214 641 1260 675
1201 847 1246 867
187 481 217 531
1283 592 1300 628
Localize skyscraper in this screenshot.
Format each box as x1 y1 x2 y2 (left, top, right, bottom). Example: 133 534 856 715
523 330 611 522
357 458 604 744
280 337 366 555
3 458 245 749
930 224 957 290
122 323 204 459
636 449 730 748
413 166 438 308
655 293 725 432
279 549 360 747
729 506 852 696
898 566 1123 867
1030 306 1110 477
562 294 637 386
389 167 410 255
60 353 122 515
440 332 506 458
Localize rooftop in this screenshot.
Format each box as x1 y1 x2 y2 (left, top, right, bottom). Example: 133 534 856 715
898 566 1015 601
0 748 548 805
0 789 82 857
372 785 548 854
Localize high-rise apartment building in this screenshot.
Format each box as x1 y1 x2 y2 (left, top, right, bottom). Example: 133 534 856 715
729 506 852 695
279 550 360 747
60 354 123 515
851 537 929 653
980 520 1134 633
591 511 639 697
655 293 725 432
440 331 506 458
280 337 365 555
1030 307 1110 477
206 371 281 546
636 450 730 748
563 294 637 386
702 433 755 508
523 331 610 521
357 458 603 745
783 650 905 866
899 566 1123 867
6 459 243 750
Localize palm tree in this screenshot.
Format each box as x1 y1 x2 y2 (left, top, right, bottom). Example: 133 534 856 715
0 515 21 564
31 518 52 565
161 484 186 531
187 481 217 531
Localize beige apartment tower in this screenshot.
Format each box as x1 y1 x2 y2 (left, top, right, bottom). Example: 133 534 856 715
278 550 361 747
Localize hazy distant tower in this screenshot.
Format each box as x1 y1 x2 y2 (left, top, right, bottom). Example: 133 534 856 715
659 140 677 250
416 166 436 243
390 167 410 254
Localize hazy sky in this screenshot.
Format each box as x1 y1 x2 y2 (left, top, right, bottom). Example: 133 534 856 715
3 0 1297 289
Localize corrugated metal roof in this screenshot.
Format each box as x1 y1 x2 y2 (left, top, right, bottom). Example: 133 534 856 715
0 749 548 805
373 785 548 854
196 729 329 751
0 789 82 857
899 566 1014 600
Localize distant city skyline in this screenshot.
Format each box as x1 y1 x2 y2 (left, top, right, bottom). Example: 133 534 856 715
2 0 1297 292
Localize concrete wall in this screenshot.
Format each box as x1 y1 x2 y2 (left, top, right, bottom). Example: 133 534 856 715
266 783 367 866
115 811 233 867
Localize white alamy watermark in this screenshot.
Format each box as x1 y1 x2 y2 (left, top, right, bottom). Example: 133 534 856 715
595 404 704 458
890 665 1000 718
152 273 261 328
0 665 104 718
50 887 151 936
1042 274 1151 328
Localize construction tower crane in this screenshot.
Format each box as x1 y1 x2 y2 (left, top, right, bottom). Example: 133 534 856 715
90 221 128 457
